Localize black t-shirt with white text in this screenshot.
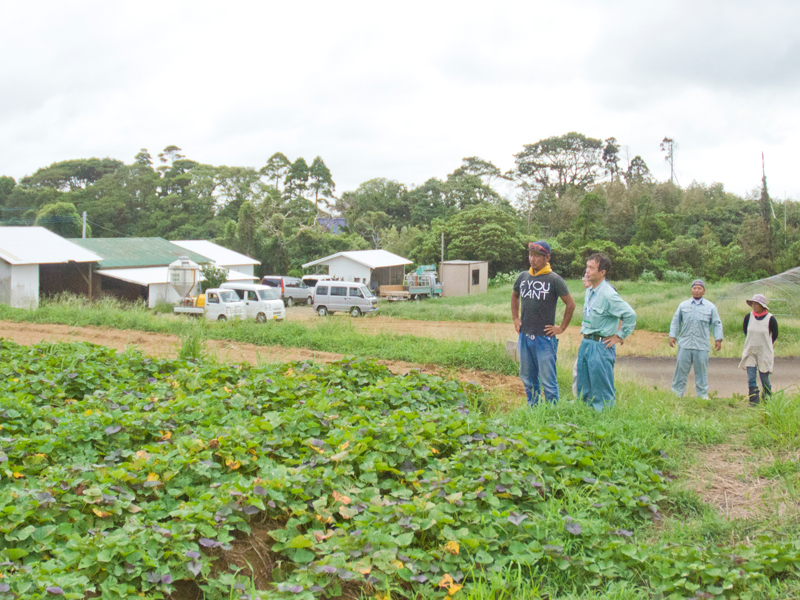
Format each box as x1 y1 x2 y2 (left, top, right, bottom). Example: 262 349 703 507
513 271 570 336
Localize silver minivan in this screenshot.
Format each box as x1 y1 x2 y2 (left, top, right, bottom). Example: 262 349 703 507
313 283 378 317
260 276 312 307
220 282 286 322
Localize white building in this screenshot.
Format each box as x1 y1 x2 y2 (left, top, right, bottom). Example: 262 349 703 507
0 227 102 309
172 240 260 277
302 250 412 288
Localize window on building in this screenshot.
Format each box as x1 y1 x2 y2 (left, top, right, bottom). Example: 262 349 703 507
472 269 480 285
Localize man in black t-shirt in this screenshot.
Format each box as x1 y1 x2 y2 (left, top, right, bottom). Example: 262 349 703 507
511 241 575 405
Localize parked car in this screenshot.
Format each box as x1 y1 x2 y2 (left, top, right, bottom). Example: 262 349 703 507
173 288 245 321
220 282 285 322
301 274 333 288
313 282 378 317
260 276 312 307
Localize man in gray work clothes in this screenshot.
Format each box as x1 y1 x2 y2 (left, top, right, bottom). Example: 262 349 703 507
669 279 723 399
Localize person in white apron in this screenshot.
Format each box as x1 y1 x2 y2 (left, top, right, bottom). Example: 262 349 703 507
738 293 779 405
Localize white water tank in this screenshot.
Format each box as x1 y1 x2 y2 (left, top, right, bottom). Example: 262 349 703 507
168 257 200 300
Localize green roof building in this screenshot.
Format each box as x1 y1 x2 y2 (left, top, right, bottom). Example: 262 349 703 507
68 237 211 269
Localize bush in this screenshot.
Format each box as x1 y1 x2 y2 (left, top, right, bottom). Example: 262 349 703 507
639 269 658 283
152 300 175 314
663 270 693 283
489 271 520 287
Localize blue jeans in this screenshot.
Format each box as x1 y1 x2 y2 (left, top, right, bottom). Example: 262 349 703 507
746 367 771 394
575 338 616 411
518 333 559 405
671 348 709 399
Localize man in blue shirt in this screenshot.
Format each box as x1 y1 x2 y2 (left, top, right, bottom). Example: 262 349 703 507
575 253 637 411
669 279 723 399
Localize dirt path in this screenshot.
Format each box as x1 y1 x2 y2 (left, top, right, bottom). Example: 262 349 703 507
617 356 800 398
0 320 526 402
290 307 668 355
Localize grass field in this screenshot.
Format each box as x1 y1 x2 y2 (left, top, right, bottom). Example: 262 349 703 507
377 281 800 357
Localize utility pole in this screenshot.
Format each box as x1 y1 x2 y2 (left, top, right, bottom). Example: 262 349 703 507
441 231 444 264
82 211 87 238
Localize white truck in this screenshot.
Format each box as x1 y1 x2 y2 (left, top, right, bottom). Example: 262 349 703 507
173 288 245 321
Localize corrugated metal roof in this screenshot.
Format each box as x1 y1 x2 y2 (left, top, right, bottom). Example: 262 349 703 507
172 240 260 267
97 267 257 287
303 250 412 269
0 226 102 265
69 237 211 269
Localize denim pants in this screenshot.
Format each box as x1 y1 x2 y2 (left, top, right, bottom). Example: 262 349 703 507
671 348 709 399
518 333 559 405
746 366 771 394
575 338 616 411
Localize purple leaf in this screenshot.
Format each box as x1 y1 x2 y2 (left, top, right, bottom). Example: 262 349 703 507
46 586 64 595
105 425 121 435
277 583 303 593
421 386 430 392
508 512 527 526
161 574 173 584
199 538 219 548
321 566 338 574
410 574 428 583
67 373 78 379
0 583 9 592
253 485 267 496
36 492 55 503
486 432 498 439
565 522 582 535
188 561 202 576
268 500 276 508
143 481 160 488
495 485 508 493
543 544 563 553
582 477 597 484
350 529 362 537
146 572 161 583
612 529 633 537
243 505 260 515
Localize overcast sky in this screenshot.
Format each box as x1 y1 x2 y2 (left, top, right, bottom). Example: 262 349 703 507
3 0 799 200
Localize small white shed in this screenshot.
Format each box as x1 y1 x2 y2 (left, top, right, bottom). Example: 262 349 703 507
172 240 260 277
0 227 102 309
440 260 489 297
302 250 412 288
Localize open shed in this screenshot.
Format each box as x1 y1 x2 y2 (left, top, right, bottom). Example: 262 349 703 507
69 237 215 308
302 250 412 290
440 260 489 297
0 226 102 309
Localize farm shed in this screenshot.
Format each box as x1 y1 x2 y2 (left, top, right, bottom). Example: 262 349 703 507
69 237 215 308
302 250 412 289
440 260 489 297
172 240 260 277
0 226 102 309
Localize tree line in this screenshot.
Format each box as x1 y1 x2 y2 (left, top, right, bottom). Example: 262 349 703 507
1 133 798 281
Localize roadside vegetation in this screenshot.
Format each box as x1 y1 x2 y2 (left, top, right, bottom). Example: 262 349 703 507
2 338 800 600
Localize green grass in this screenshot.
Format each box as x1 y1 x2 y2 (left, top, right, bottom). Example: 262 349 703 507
377 280 800 356
0 296 519 375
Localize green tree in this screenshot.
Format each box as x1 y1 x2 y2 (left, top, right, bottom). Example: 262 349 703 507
445 205 524 276
624 156 651 186
284 158 309 199
260 152 291 193
336 178 409 229
0 176 15 206
21 158 124 192
308 156 335 209
575 192 608 241
35 202 87 238
602 137 621 181
407 178 452 226
513 132 604 197
200 264 229 291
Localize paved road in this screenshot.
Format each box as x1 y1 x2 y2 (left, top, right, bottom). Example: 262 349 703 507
616 357 800 398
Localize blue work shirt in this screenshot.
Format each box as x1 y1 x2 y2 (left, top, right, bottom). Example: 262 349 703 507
580 281 637 339
669 297 723 351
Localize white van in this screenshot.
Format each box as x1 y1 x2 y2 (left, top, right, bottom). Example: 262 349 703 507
313 283 378 317
302 274 333 288
220 282 286 322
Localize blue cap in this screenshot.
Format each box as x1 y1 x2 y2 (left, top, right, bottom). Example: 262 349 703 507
528 241 551 257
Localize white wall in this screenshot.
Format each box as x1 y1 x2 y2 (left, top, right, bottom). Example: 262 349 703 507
325 257 371 283
148 282 202 308
0 261 39 309
227 264 254 277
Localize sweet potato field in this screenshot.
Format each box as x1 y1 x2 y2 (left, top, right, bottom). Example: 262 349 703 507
1 339 799 599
